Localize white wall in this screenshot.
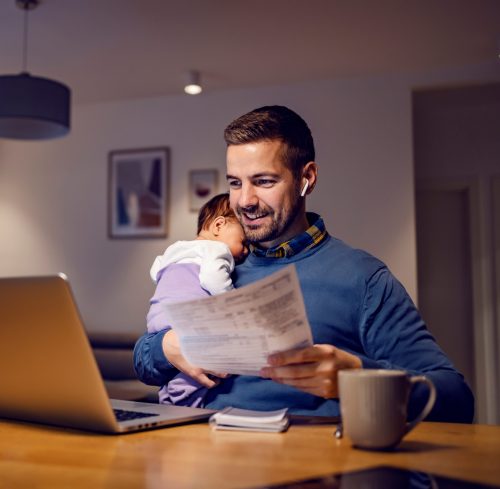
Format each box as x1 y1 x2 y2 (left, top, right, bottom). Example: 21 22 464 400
0 67 497 335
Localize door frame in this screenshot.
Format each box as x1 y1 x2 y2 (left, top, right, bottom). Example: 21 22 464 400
415 177 498 424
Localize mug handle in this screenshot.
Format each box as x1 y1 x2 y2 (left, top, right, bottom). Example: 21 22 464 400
404 375 437 435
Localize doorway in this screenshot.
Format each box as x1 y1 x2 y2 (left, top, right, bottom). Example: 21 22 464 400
415 184 475 394
413 83 500 424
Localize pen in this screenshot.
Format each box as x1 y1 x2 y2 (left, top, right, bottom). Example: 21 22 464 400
334 422 343 439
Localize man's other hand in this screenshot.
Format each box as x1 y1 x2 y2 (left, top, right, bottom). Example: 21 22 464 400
260 344 362 398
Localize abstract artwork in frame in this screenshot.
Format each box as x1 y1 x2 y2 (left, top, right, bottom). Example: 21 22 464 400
189 169 219 212
108 147 169 238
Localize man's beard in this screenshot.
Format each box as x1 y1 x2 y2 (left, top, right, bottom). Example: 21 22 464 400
236 195 303 245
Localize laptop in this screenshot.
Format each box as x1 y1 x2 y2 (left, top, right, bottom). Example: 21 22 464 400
0 274 215 433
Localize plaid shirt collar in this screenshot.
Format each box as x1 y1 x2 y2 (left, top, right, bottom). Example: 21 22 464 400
250 213 328 258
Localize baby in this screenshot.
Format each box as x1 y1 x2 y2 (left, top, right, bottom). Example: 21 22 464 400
147 193 248 407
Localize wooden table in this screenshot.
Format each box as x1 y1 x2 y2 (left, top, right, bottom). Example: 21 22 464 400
1 419 499 488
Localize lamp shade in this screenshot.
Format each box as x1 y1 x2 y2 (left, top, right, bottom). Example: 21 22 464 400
0 73 71 140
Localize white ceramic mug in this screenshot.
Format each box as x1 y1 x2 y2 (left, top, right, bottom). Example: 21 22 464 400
338 369 436 450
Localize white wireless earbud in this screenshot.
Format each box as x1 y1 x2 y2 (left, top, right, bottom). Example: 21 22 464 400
300 180 309 197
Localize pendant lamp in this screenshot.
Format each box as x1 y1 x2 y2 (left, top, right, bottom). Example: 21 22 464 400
0 0 71 140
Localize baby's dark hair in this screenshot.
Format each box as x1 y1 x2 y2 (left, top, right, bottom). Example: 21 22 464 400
197 193 238 234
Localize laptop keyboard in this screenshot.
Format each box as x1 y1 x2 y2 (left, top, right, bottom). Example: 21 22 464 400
113 408 160 422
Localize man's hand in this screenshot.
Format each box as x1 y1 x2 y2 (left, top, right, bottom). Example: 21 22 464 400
259 344 362 398
162 329 227 388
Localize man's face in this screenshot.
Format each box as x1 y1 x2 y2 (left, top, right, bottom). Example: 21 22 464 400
226 140 307 248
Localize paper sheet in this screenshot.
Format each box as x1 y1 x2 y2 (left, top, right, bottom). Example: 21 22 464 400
163 265 313 375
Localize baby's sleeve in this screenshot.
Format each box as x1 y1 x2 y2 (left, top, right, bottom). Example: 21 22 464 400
199 244 235 295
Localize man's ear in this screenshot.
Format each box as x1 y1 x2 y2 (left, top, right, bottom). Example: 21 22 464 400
210 216 226 236
301 161 318 195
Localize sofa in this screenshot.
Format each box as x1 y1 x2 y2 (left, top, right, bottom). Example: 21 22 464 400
87 331 159 403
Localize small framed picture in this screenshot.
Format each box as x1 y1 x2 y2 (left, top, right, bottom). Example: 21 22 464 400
108 147 169 239
189 169 219 212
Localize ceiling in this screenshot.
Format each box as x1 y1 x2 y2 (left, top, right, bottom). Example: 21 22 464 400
0 0 499 105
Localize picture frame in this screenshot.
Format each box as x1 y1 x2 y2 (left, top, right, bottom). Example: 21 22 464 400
189 169 219 212
108 147 169 239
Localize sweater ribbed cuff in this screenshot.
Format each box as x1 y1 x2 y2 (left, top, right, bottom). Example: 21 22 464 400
151 330 175 371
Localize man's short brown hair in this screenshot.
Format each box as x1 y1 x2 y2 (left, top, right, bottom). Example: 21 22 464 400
197 193 237 234
223 105 315 178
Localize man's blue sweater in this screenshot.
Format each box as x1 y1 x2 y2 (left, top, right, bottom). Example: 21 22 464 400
134 225 474 423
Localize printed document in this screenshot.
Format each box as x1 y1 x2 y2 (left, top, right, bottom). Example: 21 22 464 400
163 265 313 375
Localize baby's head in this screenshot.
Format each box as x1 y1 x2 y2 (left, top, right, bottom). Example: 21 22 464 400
197 193 248 262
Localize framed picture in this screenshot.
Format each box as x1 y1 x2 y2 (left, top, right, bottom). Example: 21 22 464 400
108 147 169 239
189 169 219 212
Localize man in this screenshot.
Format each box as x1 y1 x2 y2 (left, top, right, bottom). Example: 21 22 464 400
134 105 474 422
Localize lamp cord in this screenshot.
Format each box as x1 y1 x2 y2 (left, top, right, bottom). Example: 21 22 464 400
22 5 29 73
